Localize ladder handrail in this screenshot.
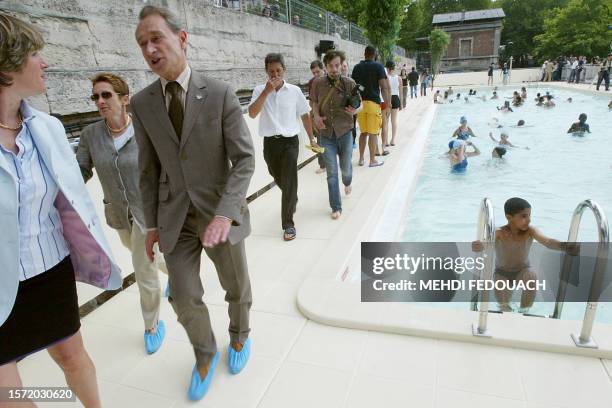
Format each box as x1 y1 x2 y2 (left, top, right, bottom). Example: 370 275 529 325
472 198 496 337
551 200 609 347
552 200 609 319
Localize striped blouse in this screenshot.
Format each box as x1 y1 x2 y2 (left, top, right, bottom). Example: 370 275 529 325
0 105 70 281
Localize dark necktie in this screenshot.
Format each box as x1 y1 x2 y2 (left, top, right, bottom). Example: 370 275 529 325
166 81 183 139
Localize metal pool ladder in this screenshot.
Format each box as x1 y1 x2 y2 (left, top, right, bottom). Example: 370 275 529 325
472 198 496 338
551 199 609 348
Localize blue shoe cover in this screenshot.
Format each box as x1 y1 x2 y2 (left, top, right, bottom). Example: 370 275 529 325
188 352 220 401
228 338 251 375
144 320 165 354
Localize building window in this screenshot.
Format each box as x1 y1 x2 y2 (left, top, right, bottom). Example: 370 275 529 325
459 38 473 58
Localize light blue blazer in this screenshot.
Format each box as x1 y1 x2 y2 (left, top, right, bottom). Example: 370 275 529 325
0 103 122 327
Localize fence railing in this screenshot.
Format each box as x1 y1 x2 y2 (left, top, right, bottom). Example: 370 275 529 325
211 0 375 46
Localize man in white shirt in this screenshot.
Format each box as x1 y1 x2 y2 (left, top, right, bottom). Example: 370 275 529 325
568 57 579 83
248 53 317 241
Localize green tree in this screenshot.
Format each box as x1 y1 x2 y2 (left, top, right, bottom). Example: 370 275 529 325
362 0 406 62
534 0 612 59
308 0 366 23
499 0 569 64
429 27 450 85
398 0 428 52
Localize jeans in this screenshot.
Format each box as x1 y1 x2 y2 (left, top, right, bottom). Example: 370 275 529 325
420 83 427 96
568 69 576 82
410 85 418 98
320 130 353 212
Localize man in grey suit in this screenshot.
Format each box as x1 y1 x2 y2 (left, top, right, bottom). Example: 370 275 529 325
132 5 255 401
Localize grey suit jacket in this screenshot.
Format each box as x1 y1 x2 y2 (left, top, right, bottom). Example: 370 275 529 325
131 70 255 253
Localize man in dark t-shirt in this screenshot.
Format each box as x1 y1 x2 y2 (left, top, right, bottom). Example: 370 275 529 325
407 67 419 99
351 45 390 167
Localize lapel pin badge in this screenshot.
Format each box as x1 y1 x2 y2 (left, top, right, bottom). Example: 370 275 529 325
196 94 203 100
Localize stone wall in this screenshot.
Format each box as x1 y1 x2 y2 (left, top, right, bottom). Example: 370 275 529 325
1 0 411 115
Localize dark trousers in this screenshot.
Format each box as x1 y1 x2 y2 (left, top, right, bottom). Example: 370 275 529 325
263 135 299 229
596 71 610 90
575 68 583 83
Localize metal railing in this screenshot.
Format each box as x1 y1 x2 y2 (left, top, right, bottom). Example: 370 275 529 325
472 198 496 338
551 200 609 348
211 0 393 48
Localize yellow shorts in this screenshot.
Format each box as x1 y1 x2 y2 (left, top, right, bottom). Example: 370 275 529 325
357 100 382 135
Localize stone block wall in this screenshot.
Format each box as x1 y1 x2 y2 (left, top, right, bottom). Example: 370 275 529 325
1 0 409 115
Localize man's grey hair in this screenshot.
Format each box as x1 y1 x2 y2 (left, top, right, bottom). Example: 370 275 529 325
138 5 184 33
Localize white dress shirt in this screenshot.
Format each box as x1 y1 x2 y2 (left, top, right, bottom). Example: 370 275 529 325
250 81 310 137
0 103 71 280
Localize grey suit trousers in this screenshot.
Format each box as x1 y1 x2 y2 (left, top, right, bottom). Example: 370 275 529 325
164 204 251 366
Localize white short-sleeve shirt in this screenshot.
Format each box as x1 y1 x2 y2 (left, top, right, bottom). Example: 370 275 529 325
250 81 310 137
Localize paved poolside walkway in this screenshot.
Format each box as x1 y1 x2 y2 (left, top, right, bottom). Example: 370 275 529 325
17 89 612 408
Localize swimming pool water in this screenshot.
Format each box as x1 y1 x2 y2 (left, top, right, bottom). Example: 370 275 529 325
400 85 612 322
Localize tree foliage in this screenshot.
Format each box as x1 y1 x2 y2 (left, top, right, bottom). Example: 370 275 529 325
533 0 612 59
499 0 569 61
430 28 450 75
361 0 405 62
308 0 366 23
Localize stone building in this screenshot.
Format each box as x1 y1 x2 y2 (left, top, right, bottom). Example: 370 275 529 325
432 8 505 72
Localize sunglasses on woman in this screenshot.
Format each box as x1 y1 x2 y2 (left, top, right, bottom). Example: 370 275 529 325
90 91 120 101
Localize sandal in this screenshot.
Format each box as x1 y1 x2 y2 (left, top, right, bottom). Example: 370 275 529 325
283 227 296 241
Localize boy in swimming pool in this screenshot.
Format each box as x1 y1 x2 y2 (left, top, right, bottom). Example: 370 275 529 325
498 101 513 112
567 113 590 134
491 91 499 100
489 131 529 149
472 198 578 313
492 146 507 158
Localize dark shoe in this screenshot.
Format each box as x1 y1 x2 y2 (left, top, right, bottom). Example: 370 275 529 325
283 227 296 241
382 150 390 156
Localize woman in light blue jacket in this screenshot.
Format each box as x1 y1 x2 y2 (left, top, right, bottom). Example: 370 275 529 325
0 14 121 406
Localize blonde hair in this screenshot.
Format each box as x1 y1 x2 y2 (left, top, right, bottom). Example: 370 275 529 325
90 72 130 96
0 13 45 88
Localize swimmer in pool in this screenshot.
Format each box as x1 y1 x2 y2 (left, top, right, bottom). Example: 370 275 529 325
489 131 529 149
566 97 573 103
491 91 499 100
472 197 579 313
517 120 525 127
464 96 470 103
449 140 480 172
567 113 591 134
536 96 545 106
489 117 503 128
498 101 514 112
520 87 527 99
534 93 541 102
433 90 441 103
544 94 555 107
452 116 477 140
492 146 507 158
608 100 612 109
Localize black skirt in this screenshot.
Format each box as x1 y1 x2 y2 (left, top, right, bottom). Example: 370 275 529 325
0 257 80 365
391 95 401 109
